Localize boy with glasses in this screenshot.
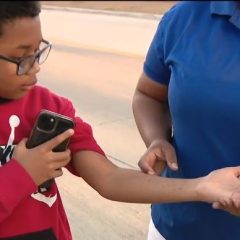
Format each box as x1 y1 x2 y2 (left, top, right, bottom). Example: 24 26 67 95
0 39 51 76
1 1 240 240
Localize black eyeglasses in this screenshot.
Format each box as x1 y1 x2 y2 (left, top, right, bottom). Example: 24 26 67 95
0 39 52 76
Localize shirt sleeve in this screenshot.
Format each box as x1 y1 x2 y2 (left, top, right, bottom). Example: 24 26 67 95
69 116 105 156
59 98 105 175
143 13 171 85
0 159 37 223
59 99 105 156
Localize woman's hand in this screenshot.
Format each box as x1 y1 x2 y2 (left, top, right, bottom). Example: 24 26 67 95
212 188 240 216
138 139 178 175
197 167 240 205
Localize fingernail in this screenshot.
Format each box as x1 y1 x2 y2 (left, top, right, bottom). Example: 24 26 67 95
171 163 178 169
148 170 155 175
68 129 74 134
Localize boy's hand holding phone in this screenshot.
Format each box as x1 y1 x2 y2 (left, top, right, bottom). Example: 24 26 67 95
12 129 74 186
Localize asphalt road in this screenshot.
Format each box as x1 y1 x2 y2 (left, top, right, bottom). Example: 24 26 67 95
40 6 160 57
38 7 160 240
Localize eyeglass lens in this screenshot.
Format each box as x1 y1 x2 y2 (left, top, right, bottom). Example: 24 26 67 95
17 43 51 75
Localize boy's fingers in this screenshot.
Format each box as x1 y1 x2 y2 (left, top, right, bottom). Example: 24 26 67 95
52 168 64 178
51 158 70 170
13 138 28 158
42 129 74 151
18 138 28 146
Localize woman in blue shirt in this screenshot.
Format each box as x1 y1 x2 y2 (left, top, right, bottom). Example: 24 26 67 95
133 1 240 240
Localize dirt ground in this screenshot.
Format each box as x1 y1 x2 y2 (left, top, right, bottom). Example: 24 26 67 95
41 1 177 15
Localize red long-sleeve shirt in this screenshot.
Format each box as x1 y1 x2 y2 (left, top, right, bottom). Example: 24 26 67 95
0 85 104 239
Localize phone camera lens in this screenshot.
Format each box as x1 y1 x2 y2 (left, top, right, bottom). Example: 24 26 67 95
50 117 55 123
38 114 56 131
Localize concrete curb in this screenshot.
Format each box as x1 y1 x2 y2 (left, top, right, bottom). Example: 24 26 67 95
42 5 163 21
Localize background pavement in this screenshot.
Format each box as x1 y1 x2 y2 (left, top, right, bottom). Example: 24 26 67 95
42 1 176 15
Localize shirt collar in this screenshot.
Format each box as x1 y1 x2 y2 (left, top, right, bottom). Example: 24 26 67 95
210 1 240 29
211 1 238 16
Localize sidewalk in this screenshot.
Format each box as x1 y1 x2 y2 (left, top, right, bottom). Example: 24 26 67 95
41 6 161 58
42 5 163 21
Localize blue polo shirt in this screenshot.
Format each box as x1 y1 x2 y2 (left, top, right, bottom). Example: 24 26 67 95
144 1 240 240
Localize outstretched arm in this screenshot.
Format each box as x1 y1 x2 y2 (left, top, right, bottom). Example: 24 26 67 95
72 150 240 204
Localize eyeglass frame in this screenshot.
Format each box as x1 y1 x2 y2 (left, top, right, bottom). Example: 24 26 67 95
0 39 52 76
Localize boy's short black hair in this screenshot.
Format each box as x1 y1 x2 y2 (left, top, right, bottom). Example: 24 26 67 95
0 1 41 36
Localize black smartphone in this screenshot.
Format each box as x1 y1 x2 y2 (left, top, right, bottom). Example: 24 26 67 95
26 110 75 191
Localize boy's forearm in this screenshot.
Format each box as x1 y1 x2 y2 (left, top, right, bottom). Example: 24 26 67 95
100 168 203 203
73 152 202 204
73 152 239 205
